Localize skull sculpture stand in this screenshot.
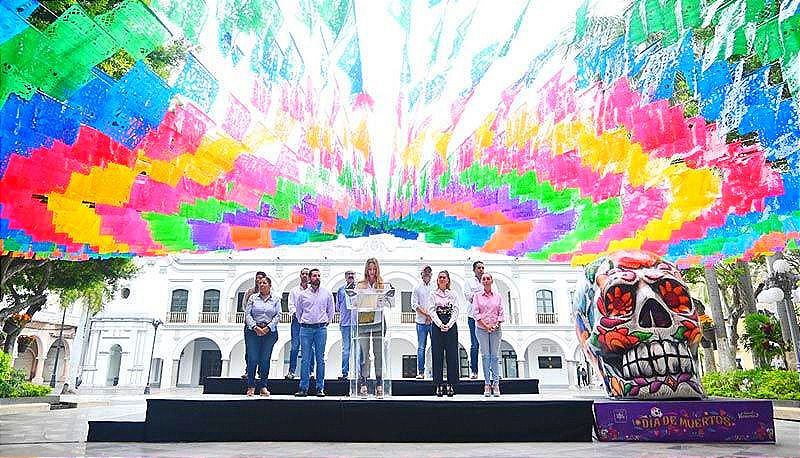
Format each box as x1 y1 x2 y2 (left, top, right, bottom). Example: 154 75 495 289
573 250 704 399
576 251 775 443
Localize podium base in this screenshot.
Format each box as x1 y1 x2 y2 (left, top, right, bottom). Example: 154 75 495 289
593 398 775 443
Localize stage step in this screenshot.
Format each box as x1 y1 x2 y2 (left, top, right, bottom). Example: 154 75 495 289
89 395 593 442
203 377 539 396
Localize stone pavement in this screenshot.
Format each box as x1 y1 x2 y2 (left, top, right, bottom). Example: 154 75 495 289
1 388 798 457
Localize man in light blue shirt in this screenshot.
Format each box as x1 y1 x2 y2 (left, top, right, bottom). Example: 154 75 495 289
411 265 433 379
294 268 335 397
336 270 356 380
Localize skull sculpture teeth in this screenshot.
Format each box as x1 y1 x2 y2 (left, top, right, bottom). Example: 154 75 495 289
573 250 706 400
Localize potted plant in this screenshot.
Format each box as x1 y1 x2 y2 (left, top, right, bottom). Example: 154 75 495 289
2 313 31 335
698 313 714 344
17 335 35 353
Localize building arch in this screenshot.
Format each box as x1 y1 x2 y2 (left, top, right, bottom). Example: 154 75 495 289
175 336 222 387
171 332 225 361
13 337 40 381
525 337 568 386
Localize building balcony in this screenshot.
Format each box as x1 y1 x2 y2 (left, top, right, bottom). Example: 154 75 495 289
199 312 219 324
537 313 557 324
400 312 416 324
230 312 245 324
166 312 187 323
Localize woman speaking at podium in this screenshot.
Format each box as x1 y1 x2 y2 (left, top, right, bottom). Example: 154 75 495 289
355 257 393 398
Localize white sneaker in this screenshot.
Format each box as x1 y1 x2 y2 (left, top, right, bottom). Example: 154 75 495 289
469 372 478 379
415 374 424 379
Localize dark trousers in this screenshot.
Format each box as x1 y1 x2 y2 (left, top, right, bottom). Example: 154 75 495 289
467 317 479 374
289 315 314 374
431 319 459 386
244 328 278 389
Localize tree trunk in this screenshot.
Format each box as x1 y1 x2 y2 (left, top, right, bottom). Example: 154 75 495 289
704 265 737 371
738 261 767 367
0 294 47 353
737 261 757 315
701 341 717 374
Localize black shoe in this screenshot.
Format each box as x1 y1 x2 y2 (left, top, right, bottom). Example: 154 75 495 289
294 390 307 397
446 384 454 397
316 390 326 397
435 385 444 397
338 375 348 381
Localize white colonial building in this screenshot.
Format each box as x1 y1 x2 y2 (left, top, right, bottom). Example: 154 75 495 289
8 296 82 387
77 235 586 389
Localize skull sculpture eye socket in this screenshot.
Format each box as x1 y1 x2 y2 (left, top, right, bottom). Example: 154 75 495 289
600 284 636 317
652 278 692 314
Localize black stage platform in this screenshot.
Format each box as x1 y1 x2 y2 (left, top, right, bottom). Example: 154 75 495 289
203 377 539 396
88 394 594 443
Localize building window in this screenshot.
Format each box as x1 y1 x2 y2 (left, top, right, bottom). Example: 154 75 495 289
459 347 470 377
536 290 555 314
502 349 519 378
402 355 417 378
538 356 563 369
202 289 220 313
121 287 130 299
401 291 412 312
170 289 188 313
281 292 290 312
237 292 246 312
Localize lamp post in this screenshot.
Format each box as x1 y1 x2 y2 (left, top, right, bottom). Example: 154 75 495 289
772 259 800 372
49 306 68 388
143 319 163 395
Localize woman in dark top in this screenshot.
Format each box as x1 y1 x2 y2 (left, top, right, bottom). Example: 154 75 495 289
426 270 461 397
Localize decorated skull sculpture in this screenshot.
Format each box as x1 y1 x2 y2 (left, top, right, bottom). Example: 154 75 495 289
573 250 705 399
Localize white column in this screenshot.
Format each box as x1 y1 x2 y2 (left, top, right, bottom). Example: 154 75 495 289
221 359 230 377
566 360 578 389
32 355 47 384
170 359 180 387
68 304 90 385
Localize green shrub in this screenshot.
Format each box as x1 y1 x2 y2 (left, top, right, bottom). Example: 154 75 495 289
0 351 53 398
742 313 787 366
702 369 800 401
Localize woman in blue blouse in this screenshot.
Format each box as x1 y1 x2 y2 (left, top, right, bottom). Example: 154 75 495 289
245 276 281 396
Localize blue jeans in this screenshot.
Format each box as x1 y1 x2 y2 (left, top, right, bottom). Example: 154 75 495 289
475 327 501 384
467 317 479 374
289 316 314 375
299 325 327 392
416 323 431 374
244 328 278 389
341 325 352 377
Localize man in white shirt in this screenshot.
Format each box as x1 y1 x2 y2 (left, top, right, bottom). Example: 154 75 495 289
464 261 497 379
411 265 434 379
286 268 312 379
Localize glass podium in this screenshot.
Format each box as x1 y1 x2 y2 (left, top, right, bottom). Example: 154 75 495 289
346 284 394 398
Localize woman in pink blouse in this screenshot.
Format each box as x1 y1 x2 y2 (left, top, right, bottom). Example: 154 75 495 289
426 270 460 397
473 273 504 396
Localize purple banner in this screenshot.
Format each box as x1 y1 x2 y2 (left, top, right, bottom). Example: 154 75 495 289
593 399 775 443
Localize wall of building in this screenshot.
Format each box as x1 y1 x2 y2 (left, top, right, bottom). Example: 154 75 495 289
75 235 584 388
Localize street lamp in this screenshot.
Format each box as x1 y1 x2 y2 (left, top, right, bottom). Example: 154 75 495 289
143 319 163 395
759 259 800 371
49 306 68 388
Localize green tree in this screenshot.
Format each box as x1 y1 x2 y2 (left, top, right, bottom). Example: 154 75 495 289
0 255 137 353
28 0 188 80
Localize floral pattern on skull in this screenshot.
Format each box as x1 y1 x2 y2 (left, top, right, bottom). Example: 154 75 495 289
573 250 705 399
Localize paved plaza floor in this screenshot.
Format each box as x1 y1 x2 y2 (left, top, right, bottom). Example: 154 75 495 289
1 388 798 457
